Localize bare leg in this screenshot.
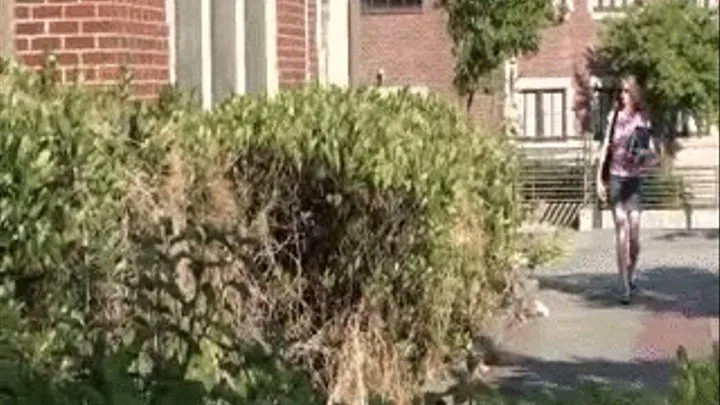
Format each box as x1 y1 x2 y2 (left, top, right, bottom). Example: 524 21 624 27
628 209 641 287
613 204 631 301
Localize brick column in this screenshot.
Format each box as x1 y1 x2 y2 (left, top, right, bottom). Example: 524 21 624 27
14 0 170 99
276 0 318 88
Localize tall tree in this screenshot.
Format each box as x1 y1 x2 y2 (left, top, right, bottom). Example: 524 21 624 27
596 0 719 143
441 0 557 112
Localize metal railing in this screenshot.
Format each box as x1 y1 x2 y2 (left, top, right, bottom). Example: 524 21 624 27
519 157 588 226
520 159 587 203
586 165 720 210
519 157 719 227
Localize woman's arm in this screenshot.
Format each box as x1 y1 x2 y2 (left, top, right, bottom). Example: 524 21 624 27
595 112 614 182
648 133 661 167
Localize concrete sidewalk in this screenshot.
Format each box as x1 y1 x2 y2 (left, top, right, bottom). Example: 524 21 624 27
488 229 719 396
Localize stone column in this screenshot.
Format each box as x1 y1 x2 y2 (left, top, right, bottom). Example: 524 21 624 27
0 0 13 58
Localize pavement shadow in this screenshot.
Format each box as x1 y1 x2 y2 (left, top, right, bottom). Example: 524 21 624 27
493 353 674 397
423 354 672 405
653 229 720 242
535 266 719 318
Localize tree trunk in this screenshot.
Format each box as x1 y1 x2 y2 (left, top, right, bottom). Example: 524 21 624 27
465 91 475 113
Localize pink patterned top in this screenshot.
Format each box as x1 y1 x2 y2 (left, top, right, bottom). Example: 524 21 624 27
607 109 652 178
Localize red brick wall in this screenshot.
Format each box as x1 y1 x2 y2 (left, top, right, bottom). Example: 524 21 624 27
357 4 504 130
518 0 677 79
13 0 169 99
277 0 318 88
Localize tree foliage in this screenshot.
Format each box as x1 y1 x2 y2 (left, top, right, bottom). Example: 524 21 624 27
441 0 556 110
596 0 720 137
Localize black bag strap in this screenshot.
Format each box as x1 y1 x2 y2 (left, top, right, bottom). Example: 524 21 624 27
607 107 620 145
600 107 620 185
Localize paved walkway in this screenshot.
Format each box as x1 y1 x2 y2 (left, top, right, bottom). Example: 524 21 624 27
488 229 719 397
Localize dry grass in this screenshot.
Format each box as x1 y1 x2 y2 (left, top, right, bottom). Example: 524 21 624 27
118 140 428 405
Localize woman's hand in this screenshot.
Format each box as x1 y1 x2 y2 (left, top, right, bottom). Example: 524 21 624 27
596 179 607 204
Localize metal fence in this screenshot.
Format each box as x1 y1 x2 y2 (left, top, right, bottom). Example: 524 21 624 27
585 165 720 209
519 155 719 227
519 156 589 227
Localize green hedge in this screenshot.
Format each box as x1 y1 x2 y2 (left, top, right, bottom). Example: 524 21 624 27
0 59 521 404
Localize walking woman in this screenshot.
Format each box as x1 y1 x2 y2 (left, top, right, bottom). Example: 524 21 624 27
596 76 659 305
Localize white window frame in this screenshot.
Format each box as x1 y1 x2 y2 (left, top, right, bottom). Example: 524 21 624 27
361 0 425 13
589 75 620 142
589 0 717 20
513 77 576 139
376 85 429 97
587 0 637 20
696 0 719 9
171 0 278 108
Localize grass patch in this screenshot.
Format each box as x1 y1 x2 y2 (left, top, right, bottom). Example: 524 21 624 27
517 223 576 270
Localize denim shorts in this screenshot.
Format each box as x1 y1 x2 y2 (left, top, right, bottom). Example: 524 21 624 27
609 175 642 211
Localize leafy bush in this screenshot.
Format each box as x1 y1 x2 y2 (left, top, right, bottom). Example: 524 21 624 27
671 346 719 405
0 59 522 404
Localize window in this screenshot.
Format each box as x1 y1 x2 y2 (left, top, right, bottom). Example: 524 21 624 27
172 0 277 108
696 0 719 9
362 0 424 12
591 0 715 18
591 85 619 141
591 0 636 12
519 90 567 138
174 0 241 109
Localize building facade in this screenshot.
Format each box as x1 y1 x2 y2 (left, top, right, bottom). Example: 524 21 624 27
511 0 718 145
354 0 717 142
352 0 505 130
0 0 351 106
1 0 715 135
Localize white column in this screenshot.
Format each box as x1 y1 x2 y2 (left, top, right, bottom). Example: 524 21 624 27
165 0 177 84
265 0 279 95
317 0 327 85
326 0 349 86
235 0 246 94
305 0 310 81
0 0 14 57
200 0 212 109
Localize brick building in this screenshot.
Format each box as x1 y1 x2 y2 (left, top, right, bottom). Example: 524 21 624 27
1 0 714 134
514 0 717 147
351 0 504 130
0 0 351 106
354 0 717 142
